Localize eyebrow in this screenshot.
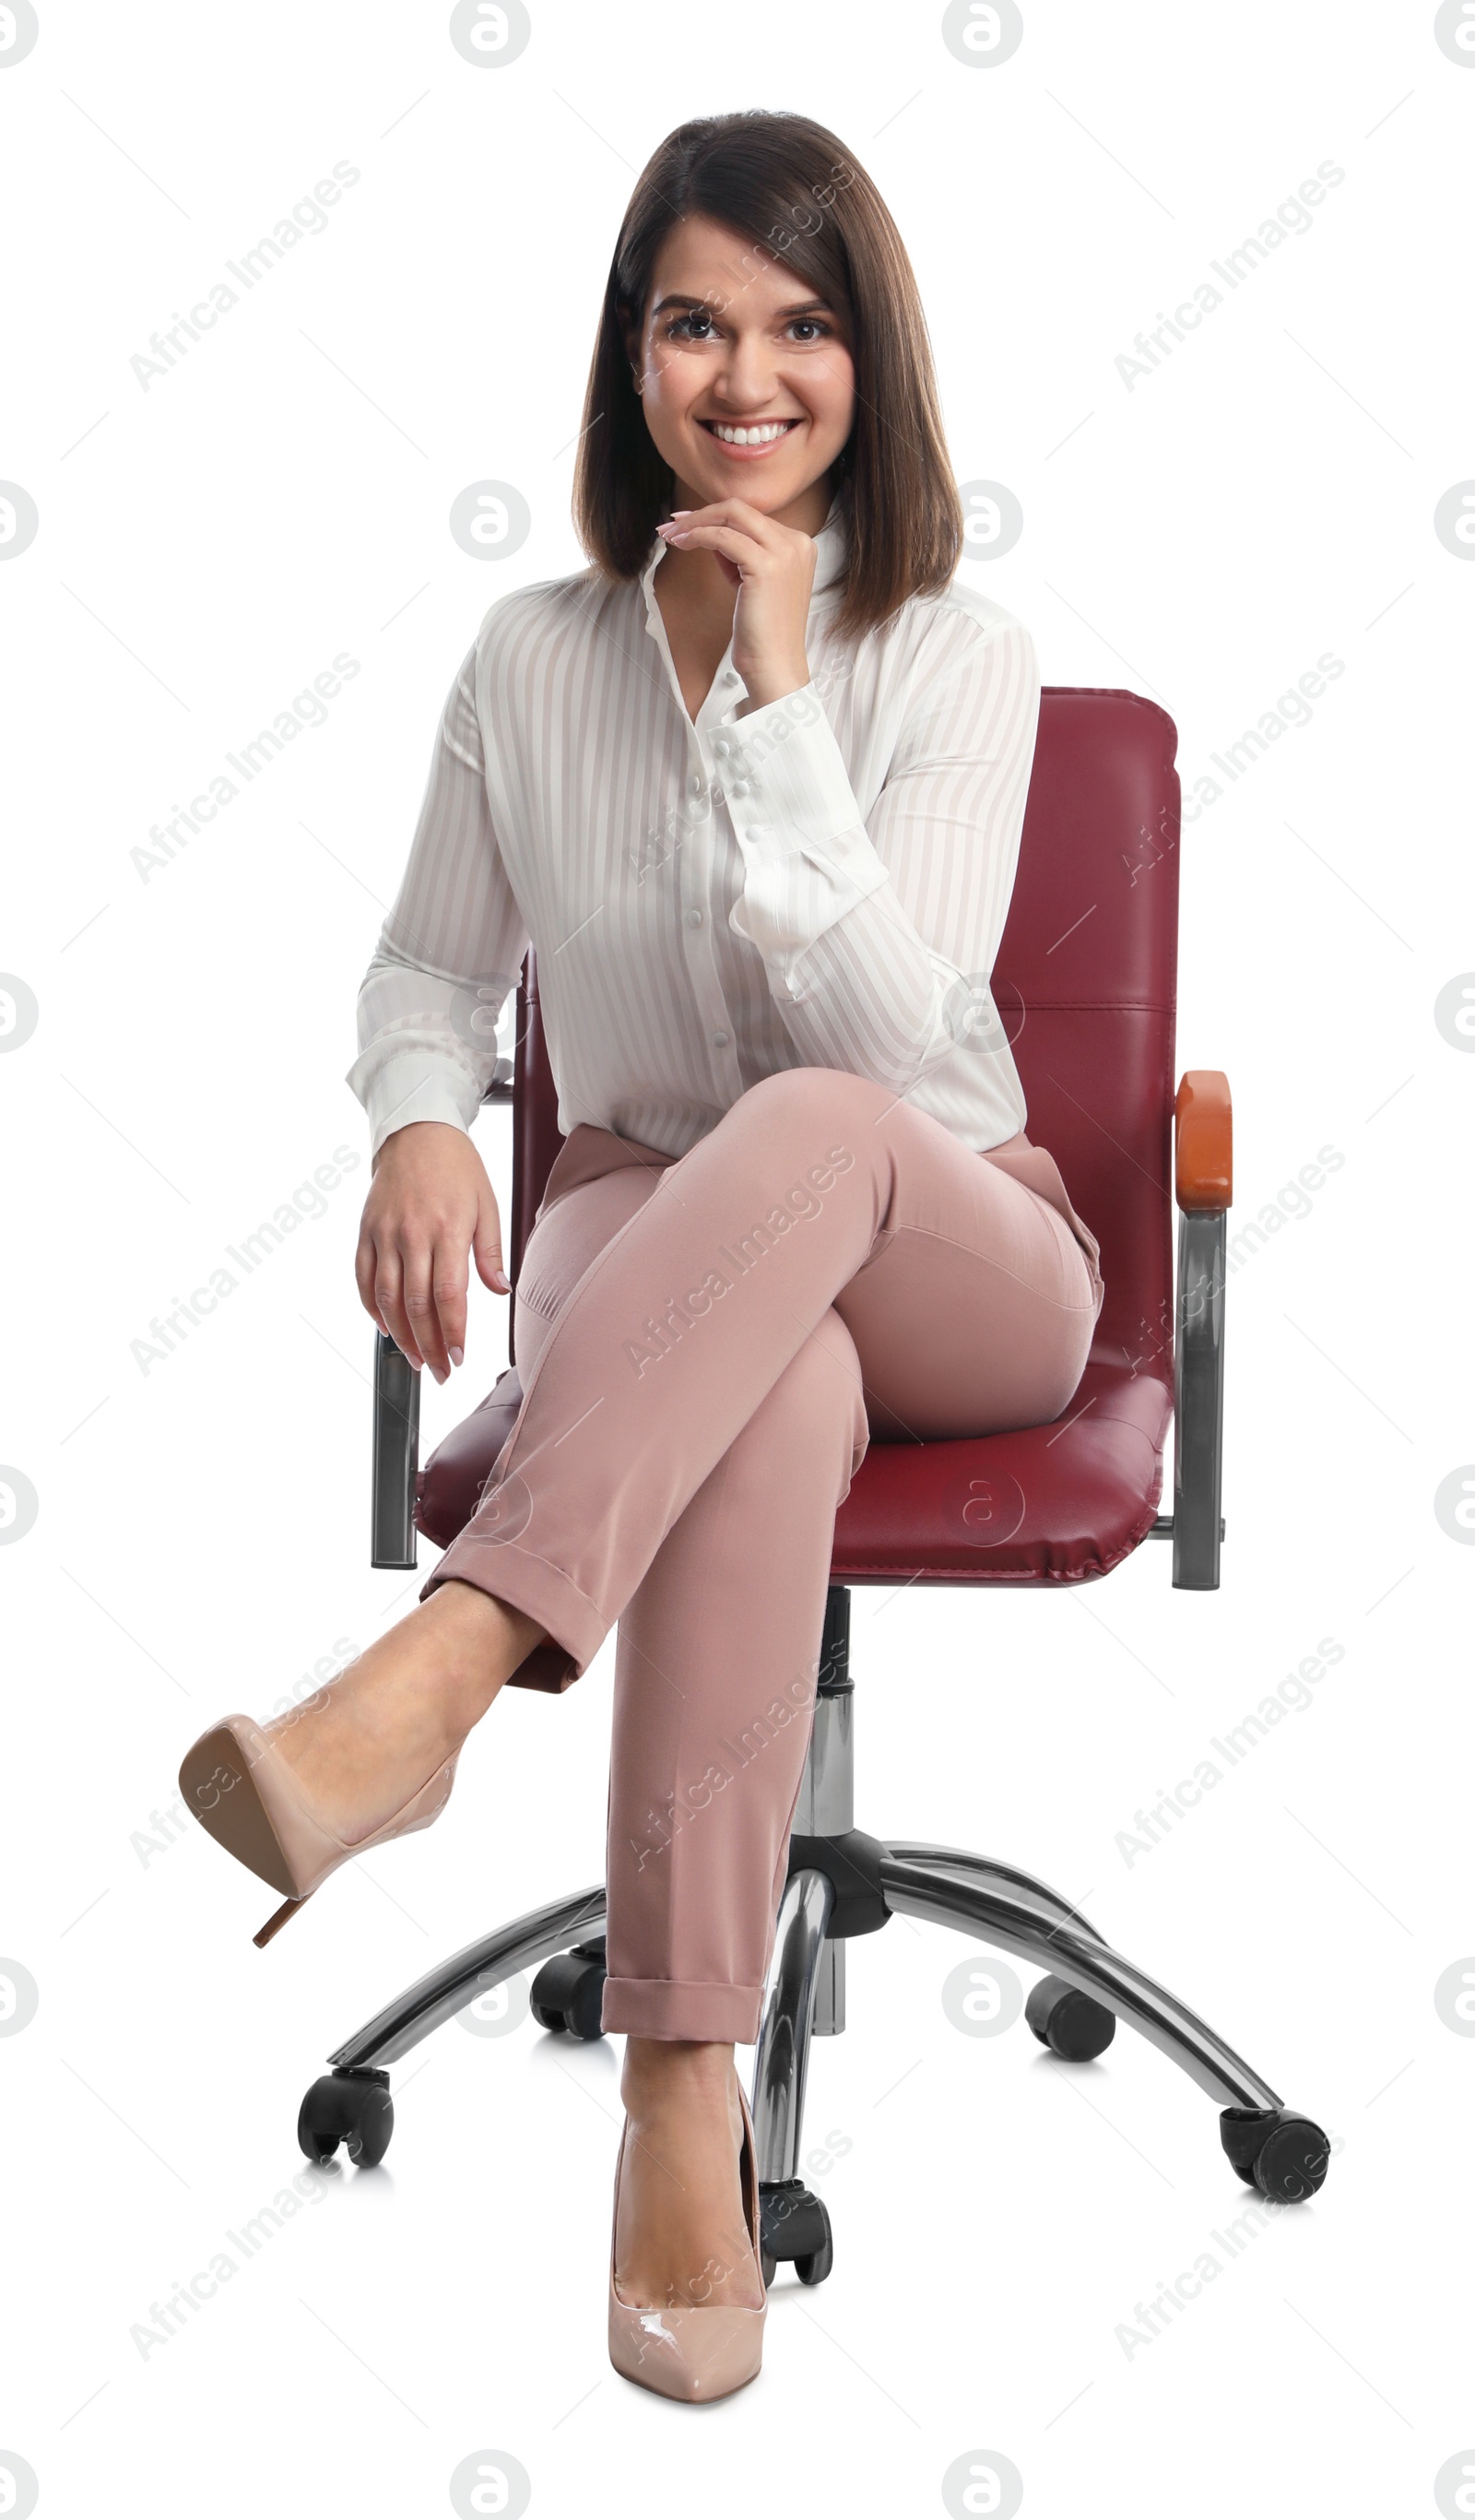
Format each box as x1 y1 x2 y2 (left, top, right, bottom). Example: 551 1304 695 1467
650 292 833 320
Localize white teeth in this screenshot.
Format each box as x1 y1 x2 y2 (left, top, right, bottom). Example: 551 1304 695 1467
709 421 794 444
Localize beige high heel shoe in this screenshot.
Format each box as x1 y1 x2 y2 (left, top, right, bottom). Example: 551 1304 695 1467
177 1712 459 1946
608 2075 767 2403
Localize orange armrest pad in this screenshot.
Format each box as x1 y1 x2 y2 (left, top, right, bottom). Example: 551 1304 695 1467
1175 1071 1232 1211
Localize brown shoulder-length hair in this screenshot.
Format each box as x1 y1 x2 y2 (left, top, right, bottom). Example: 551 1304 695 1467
572 110 963 649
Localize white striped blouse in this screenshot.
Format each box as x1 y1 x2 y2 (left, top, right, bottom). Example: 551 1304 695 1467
347 494 1043 1165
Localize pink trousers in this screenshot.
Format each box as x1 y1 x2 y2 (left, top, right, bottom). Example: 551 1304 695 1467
422 1068 1103 2043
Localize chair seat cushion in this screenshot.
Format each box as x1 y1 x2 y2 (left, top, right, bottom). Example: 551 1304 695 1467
417 1359 1172 1588
832 1360 1172 1584
417 1366 525 1553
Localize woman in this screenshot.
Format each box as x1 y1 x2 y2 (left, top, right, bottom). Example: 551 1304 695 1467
179 109 1103 2403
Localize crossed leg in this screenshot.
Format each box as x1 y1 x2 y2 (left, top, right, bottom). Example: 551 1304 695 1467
453 1064 1099 2041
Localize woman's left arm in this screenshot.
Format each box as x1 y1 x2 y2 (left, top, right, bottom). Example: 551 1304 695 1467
723 612 1041 1092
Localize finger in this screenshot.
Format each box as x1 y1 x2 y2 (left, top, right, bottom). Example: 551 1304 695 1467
472 1190 510 1296
662 522 770 563
667 502 796 562
668 495 777 536
430 1226 470 1371
374 1239 423 1374
399 1234 450 1382
664 507 767 539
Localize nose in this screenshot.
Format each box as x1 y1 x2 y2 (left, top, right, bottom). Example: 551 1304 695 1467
709 331 792 411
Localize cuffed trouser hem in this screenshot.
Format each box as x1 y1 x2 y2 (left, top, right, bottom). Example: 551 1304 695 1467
419 1534 607 1694
600 1976 764 2044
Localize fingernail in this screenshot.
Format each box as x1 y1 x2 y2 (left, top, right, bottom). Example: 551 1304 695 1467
449 1345 464 1366
670 508 690 515
407 1356 422 1373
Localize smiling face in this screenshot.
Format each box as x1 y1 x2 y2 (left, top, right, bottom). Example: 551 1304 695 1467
626 214 856 532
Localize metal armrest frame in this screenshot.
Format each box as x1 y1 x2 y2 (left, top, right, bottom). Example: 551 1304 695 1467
372 1331 419 1570
1171 1071 1232 1591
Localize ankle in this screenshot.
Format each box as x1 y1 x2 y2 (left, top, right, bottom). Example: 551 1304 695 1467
423 1582 542 1724
620 2037 738 2113
351 1582 538 1740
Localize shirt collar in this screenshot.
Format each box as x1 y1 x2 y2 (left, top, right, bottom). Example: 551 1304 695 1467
641 492 848 613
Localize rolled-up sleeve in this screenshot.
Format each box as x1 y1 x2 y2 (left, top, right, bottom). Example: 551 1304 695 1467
720 615 1041 1094
347 638 528 1162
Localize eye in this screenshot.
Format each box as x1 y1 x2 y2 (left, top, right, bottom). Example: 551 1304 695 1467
661 311 834 345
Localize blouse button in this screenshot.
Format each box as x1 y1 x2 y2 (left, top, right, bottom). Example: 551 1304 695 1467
714 739 730 756
712 1029 730 1047
728 779 749 797
685 908 703 928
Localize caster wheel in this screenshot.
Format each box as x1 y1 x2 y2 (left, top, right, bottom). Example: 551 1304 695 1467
529 1940 607 2041
1026 1973 1116 2062
297 2070 393 2168
794 2230 834 2286
1252 2115 1329 2202
1219 2106 1329 2203
758 2183 832 2287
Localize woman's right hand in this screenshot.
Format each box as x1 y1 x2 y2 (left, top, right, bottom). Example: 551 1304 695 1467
355 1120 510 1382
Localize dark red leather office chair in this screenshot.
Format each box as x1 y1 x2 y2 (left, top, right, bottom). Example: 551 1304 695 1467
300 687 1329 2260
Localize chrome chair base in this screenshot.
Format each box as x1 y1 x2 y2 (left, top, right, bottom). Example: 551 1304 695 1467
305 1591 1329 2251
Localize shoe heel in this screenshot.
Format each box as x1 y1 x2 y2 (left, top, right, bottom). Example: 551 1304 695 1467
254 1893 313 1949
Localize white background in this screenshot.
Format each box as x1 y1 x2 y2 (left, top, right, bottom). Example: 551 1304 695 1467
2 2 1472 2513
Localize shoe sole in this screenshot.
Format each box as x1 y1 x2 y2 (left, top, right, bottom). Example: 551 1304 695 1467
178 1725 298 1898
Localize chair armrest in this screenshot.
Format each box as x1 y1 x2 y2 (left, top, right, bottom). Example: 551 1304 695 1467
372 1331 420 1569
1175 1070 1232 1210
1171 1072 1231 1590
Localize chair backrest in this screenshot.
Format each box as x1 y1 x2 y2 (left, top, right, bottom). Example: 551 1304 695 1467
508 685 1180 1373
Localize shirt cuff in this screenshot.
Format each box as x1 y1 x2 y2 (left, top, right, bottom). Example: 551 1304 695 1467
348 1047 481 1163
716 685 891 982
